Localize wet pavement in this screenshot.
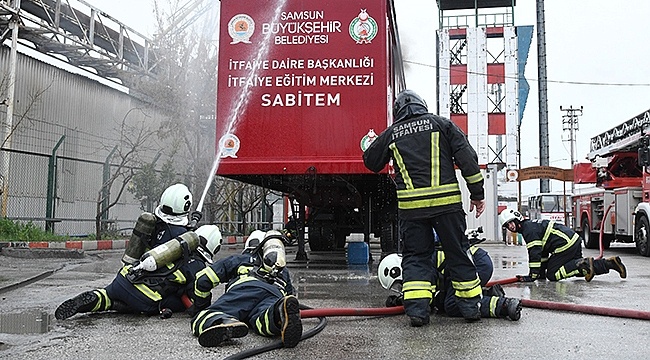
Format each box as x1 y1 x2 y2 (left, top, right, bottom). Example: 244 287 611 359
0 241 649 359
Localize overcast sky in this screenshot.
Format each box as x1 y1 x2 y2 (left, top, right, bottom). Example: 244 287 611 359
85 0 650 194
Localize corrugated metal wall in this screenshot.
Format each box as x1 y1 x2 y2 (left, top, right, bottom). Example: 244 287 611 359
0 47 182 236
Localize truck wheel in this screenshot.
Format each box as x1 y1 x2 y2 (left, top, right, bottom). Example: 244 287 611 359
308 226 335 251
634 216 650 256
380 221 398 255
582 219 599 249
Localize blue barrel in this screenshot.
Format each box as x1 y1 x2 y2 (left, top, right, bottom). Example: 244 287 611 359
347 241 369 265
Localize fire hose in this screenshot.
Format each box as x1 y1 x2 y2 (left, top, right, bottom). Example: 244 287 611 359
597 203 615 260
180 278 649 360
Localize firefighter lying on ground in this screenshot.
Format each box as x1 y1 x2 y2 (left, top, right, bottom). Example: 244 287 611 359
55 225 222 320
189 230 302 348
379 238 522 321
498 209 627 282
122 183 203 265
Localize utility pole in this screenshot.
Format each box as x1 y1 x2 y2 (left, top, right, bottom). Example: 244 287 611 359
536 0 550 193
561 105 582 194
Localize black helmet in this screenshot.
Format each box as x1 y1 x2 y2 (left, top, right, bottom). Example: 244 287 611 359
393 90 428 122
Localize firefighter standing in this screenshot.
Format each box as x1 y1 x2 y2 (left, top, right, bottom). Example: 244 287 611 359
189 230 302 348
55 225 222 320
498 209 627 282
363 89 485 326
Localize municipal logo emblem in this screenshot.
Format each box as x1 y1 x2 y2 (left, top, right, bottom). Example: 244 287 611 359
228 14 255 44
349 9 377 44
219 133 241 158
360 129 378 152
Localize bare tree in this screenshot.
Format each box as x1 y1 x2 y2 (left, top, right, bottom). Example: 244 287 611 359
0 80 53 148
95 108 156 239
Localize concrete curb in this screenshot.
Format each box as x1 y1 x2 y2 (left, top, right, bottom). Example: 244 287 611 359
0 236 248 251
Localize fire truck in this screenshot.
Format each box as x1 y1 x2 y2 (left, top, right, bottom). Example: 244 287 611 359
573 108 650 256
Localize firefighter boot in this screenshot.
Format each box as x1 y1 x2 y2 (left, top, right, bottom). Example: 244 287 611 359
499 298 522 321
277 295 303 348
577 257 595 282
605 256 627 278
198 318 249 347
55 291 99 320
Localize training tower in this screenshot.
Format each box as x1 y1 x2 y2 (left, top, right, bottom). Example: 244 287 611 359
436 0 533 237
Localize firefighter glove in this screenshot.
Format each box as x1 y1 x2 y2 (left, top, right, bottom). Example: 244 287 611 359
516 275 535 282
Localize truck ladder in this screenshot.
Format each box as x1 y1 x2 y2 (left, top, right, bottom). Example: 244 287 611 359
588 109 650 160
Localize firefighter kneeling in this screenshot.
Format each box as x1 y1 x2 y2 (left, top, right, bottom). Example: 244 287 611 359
379 245 522 321
499 209 627 282
189 230 302 348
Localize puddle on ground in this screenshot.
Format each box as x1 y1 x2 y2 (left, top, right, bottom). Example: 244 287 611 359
0 309 50 334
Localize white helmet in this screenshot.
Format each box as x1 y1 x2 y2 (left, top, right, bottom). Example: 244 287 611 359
155 184 192 226
261 230 286 273
378 253 403 292
499 208 524 229
243 230 266 254
195 225 222 257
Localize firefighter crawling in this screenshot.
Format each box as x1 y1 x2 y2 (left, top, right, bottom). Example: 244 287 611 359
55 225 222 320
499 209 627 282
189 230 302 348
122 183 203 265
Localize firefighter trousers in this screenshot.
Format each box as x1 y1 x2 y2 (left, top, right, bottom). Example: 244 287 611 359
191 281 285 338
545 240 583 281
400 211 481 319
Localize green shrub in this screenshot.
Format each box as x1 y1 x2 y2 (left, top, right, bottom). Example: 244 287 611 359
0 218 70 241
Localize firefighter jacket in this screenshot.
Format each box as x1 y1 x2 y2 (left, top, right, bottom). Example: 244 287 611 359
519 219 580 280
363 113 484 219
193 254 294 306
120 251 208 303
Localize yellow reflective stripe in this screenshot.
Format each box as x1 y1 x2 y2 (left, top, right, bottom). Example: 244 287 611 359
452 277 482 298
229 275 259 289
436 251 445 268
455 286 482 298
201 267 221 287
403 281 432 291
396 183 460 198
469 246 478 255
133 283 162 301
171 269 186 284
404 290 432 300
553 233 579 254
452 277 481 291
194 311 223 335
119 265 162 301
255 308 273 336
238 265 253 275
529 262 541 268
390 142 413 189
430 284 437 293
431 132 440 187
555 266 579 280
541 257 548 263
489 296 499 317
94 289 109 312
403 281 433 300
526 240 543 249
465 172 483 184
541 221 554 247
399 194 462 209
